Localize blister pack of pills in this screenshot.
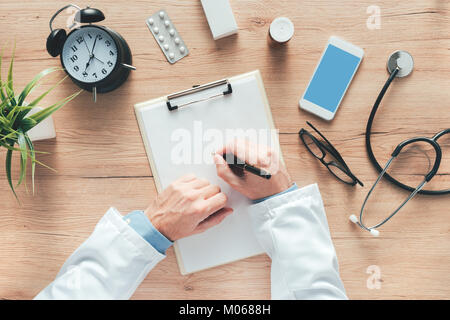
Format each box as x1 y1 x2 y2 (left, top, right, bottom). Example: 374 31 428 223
146 10 189 64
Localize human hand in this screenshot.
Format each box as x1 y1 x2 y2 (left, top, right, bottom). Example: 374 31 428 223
145 174 233 241
213 139 292 200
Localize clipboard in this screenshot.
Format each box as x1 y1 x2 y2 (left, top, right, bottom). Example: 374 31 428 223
134 70 281 274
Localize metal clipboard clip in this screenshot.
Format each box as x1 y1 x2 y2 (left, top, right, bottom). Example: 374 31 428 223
166 79 233 111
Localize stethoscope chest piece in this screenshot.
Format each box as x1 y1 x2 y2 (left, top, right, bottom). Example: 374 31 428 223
387 50 414 77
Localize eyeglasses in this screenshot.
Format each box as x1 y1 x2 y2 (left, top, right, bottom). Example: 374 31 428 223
299 121 363 186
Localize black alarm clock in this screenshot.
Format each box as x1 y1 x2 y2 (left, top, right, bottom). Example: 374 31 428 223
46 4 135 102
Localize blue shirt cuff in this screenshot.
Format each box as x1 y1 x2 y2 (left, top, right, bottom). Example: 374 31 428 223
252 183 299 204
123 210 173 255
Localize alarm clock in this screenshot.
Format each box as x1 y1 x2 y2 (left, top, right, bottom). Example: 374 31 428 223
46 4 136 102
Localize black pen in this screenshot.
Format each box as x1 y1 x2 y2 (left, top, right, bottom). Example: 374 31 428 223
220 153 271 180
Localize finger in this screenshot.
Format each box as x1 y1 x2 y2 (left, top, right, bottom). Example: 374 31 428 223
187 178 210 189
177 173 197 183
194 207 233 234
217 139 270 168
225 139 249 163
214 139 246 162
213 153 241 186
199 184 221 199
202 192 228 218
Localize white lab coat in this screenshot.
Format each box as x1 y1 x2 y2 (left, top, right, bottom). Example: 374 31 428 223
35 183 347 300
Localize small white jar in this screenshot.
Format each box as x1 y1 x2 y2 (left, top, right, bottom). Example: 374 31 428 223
269 17 294 44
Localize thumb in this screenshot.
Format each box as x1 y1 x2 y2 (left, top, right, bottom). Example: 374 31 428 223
213 153 240 186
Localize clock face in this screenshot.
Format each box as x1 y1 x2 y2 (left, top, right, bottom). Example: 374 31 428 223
61 26 118 84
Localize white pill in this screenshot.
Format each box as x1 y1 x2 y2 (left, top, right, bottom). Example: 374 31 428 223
159 35 164 42
169 29 175 36
179 46 185 53
159 11 165 19
174 37 180 45
153 27 159 34
163 44 169 51
164 20 170 27
169 52 175 59
148 18 154 25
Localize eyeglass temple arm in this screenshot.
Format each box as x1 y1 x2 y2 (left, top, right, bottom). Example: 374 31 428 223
306 122 357 174
306 122 343 158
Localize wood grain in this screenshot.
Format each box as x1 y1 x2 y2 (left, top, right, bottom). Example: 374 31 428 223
0 0 449 300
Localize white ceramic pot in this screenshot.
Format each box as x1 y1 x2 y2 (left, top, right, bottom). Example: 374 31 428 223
25 107 56 142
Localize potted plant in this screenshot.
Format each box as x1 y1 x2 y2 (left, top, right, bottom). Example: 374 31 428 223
0 47 80 199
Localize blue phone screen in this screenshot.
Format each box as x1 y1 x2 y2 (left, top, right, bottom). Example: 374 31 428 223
304 44 361 113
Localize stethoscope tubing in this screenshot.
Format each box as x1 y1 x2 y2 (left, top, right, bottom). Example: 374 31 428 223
365 67 450 195
356 62 448 233
355 136 440 232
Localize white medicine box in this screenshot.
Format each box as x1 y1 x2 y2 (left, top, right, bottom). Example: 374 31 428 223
200 0 238 40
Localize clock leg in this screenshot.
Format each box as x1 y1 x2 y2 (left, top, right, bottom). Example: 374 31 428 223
121 63 136 70
93 86 97 103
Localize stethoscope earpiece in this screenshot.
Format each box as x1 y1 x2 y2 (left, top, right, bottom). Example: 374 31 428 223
349 214 379 237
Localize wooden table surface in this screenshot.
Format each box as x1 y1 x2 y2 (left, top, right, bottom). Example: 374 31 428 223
0 0 449 300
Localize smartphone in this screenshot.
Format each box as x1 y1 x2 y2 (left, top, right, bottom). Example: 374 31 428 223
299 36 364 120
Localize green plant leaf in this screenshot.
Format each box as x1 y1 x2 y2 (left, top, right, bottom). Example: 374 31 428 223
16 130 28 188
11 106 33 128
0 125 19 140
6 104 18 121
18 117 37 133
0 47 6 102
28 75 68 108
6 44 15 104
5 147 18 201
33 158 57 173
0 114 12 127
7 45 15 91
0 83 15 112
0 48 6 101
5 83 16 106
28 90 81 125
0 139 47 154
16 75 68 125
0 131 17 141
17 67 60 106
0 139 27 152
24 134 35 194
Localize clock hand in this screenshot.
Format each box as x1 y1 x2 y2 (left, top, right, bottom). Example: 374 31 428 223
94 56 104 64
84 56 93 72
91 34 99 55
82 35 91 55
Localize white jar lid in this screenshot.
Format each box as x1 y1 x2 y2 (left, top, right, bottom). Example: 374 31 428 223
269 17 294 43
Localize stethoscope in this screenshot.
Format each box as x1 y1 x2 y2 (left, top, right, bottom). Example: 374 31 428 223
349 51 449 236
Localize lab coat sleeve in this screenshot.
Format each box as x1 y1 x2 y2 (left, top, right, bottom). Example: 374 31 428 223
249 183 348 300
34 207 165 300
